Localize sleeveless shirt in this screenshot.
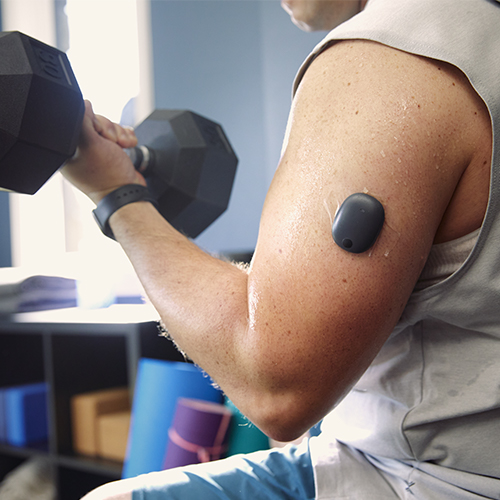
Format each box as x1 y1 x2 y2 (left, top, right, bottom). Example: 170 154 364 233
293 0 500 497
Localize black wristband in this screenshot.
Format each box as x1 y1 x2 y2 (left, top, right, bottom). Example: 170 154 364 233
92 184 158 240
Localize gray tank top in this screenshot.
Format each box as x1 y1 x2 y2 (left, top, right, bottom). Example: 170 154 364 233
294 0 500 496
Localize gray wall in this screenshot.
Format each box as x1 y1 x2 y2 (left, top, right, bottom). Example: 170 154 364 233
148 0 324 254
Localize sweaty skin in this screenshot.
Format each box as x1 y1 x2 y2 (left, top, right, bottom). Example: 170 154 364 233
63 39 491 442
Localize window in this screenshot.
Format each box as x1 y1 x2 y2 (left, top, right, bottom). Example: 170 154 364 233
3 0 145 289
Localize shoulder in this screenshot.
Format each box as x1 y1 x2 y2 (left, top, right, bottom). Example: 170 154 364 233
289 39 490 242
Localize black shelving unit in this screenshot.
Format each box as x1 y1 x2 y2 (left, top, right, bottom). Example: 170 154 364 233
0 305 185 500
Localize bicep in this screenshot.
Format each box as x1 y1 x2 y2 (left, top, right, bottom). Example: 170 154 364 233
246 41 476 421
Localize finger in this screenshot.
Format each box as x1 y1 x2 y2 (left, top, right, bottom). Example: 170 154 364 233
93 115 138 149
85 100 103 135
94 114 118 142
116 125 138 149
81 101 138 150
77 100 102 148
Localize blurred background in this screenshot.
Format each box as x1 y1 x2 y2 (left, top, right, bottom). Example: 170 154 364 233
0 0 324 286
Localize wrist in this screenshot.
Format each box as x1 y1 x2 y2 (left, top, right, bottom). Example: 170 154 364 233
92 184 158 239
88 175 147 205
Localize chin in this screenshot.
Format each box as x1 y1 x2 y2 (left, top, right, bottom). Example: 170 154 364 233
282 0 360 33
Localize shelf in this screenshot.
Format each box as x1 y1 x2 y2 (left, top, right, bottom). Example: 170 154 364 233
0 305 185 499
5 303 161 327
55 453 123 478
0 442 50 458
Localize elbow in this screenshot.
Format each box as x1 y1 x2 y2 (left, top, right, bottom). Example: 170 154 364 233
235 340 353 442
235 339 333 442
256 404 313 443
238 360 334 442
245 388 325 443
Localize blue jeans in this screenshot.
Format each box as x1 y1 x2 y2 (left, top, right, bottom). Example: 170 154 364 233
131 440 315 500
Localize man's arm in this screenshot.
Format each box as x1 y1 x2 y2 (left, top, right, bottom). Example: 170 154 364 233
63 40 491 442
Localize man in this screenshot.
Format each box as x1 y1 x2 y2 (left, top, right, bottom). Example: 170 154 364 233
69 0 499 498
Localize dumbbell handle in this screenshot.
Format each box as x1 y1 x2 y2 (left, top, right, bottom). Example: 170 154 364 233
126 145 156 176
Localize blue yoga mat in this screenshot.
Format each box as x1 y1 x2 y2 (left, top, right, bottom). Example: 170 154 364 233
122 358 222 478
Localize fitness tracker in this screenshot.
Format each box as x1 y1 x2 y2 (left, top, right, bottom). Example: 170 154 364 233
93 184 158 240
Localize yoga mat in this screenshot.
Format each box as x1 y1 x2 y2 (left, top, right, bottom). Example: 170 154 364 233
225 398 269 456
122 359 222 478
163 398 232 469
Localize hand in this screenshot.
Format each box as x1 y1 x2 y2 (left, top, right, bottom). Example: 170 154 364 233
61 100 147 204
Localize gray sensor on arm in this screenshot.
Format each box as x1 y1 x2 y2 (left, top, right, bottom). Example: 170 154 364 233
332 193 385 254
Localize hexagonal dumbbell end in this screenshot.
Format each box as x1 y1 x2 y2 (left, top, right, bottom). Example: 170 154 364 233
130 110 238 238
0 31 84 194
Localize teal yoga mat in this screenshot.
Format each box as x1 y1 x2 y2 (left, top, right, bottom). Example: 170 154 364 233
225 398 269 456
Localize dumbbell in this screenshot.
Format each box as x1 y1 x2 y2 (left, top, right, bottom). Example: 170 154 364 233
0 31 238 238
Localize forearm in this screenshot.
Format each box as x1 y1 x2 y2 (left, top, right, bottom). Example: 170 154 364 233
109 202 279 421
111 202 250 368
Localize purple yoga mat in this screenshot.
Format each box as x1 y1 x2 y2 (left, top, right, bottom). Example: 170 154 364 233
163 398 233 469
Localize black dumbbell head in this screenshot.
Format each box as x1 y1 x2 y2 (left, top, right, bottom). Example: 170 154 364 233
134 110 238 238
0 31 84 194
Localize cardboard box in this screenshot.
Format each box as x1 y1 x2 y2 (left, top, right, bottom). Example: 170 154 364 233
97 411 131 462
71 387 130 456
